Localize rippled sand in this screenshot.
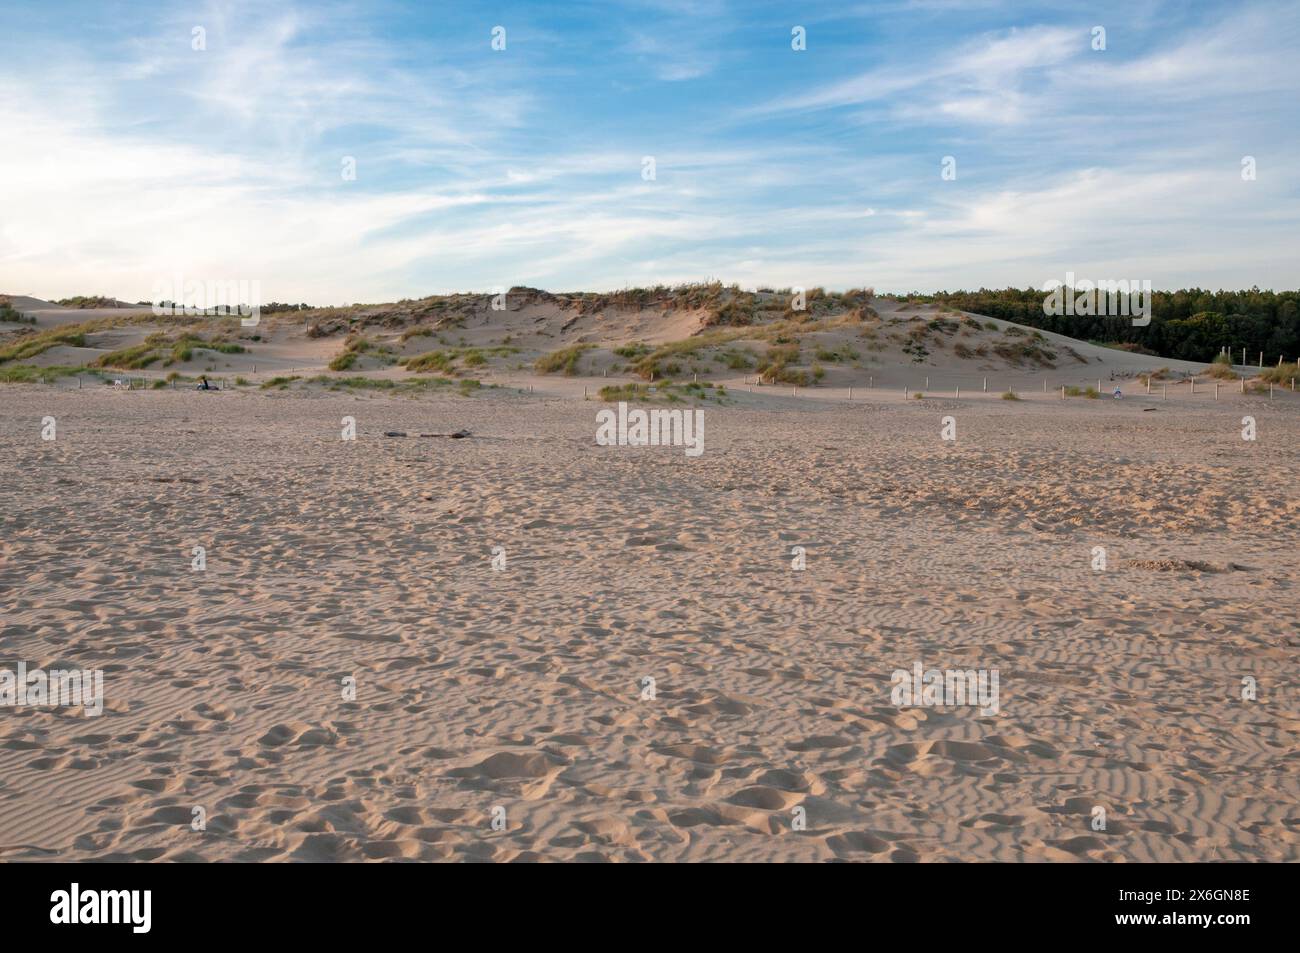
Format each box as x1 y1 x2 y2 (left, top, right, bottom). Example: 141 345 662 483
1 386 1296 861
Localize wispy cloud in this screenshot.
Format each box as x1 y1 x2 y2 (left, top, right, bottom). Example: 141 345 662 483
0 0 1296 299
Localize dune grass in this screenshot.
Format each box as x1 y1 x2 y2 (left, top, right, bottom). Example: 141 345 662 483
0 364 101 383
534 343 593 376
1256 362 1298 385
0 327 88 364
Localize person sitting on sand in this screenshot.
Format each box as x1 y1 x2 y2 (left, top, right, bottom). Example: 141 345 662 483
197 375 211 391
1113 386 1122 399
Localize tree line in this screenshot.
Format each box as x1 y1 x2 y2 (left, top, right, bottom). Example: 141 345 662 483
915 288 1300 365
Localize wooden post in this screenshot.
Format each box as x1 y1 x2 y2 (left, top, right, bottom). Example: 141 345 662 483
1043 379 1047 392
925 376 929 388
848 386 853 400
1146 377 1151 395
982 377 987 393
1162 385 1166 400
1061 385 1065 400
955 385 960 398
1241 378 1245 394
869 376 873 389
904 386 909 399
1215 383 1219 400
1259 351 1263 368
1190 378 1195 395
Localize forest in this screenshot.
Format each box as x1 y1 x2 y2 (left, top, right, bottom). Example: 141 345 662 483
915 288 1300 365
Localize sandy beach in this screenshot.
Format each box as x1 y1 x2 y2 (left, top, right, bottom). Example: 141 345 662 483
2 375 1296 862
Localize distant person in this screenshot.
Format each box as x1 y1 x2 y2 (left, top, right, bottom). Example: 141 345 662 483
1113 386 1122 399
197 375 211 391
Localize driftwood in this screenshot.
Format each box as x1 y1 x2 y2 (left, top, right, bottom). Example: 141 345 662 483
383 429 472 439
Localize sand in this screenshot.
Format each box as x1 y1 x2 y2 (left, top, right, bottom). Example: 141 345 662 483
1 380 1296 862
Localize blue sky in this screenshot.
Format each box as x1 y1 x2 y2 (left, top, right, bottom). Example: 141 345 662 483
2 0 1297 303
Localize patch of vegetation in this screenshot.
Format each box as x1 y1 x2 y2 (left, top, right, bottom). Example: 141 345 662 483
260 375 302 390
399 326 436 343
0 299 34 323
92 331 246 370
95 342 160 369
814 343 859 363
1202 360 1238 380
329 334 396 371
598 380 728 404
0 327 88 364
613 343 652 359
902 337 930 363
0 364 100 383
756 343 809 384
993 338 1057 367
1256 361 1298 385
1000 391 1021 400
403 350 456 373
534 343 594 376
55 295 123 309
722 348 755 369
